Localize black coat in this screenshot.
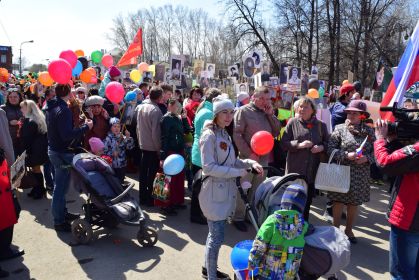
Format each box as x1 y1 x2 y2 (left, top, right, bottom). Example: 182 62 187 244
20 118 48 167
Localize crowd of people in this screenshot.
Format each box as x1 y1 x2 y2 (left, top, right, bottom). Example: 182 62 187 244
0 65 418 280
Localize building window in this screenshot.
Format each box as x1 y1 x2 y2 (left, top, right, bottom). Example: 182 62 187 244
0 55 6 63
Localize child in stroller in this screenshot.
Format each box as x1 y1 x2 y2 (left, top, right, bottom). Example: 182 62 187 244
69 152 157 247
240 167 350 280
249 184 309 280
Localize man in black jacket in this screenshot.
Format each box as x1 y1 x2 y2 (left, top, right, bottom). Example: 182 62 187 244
45 84 93 232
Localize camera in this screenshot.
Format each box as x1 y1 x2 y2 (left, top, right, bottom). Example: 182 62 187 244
380 102 419 140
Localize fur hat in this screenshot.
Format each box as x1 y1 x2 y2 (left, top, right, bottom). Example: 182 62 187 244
213 95 234 116
109 66 121 78
85 95 104 107
76 86 87 94
280 184 307 213
89 137 104 154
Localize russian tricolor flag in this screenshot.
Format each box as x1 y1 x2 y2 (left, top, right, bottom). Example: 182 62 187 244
381 20 419 120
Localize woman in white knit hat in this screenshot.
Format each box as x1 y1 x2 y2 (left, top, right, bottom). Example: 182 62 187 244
199 96 263 280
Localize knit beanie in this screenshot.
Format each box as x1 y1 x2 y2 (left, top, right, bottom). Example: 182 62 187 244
109 66 121 78
280 184 307 213
89 137 104 154
109 117 120 126
237 91 250 102
212 96 234 116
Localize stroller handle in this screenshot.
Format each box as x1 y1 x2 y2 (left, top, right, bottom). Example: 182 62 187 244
245 166 282 176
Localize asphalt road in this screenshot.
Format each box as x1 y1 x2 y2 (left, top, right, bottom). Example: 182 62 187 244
2 174 390 280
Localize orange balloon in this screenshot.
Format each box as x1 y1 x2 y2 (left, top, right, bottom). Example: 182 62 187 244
307 88 319 99
342 80 349 85
75 49 85 57
80 69 93 83
86 67 96 76
38 71 54 86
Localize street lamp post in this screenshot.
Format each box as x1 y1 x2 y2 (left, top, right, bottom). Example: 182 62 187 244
19 40 34 76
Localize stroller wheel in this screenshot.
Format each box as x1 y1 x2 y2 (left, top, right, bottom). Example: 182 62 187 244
71 219 94 244
137 227 158 247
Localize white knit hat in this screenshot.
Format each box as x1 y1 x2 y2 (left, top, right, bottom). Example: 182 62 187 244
213 96 234 116
237 91 250 102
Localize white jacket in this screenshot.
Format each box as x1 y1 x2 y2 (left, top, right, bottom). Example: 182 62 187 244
198 121 255 221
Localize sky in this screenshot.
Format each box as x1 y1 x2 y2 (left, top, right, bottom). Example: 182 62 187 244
0 0 222 66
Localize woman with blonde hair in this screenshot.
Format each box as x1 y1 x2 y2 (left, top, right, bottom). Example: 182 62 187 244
20 99 48 199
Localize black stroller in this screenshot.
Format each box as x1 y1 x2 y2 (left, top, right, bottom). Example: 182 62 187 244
237 167 350 280
69 153 158 247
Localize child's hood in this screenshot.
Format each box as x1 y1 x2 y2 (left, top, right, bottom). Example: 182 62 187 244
273 209 305 240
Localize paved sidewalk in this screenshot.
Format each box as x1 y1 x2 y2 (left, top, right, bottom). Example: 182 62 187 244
2 176 390 280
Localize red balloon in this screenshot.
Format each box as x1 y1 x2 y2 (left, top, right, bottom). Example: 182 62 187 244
59 50 78 68
251 131 274 156
105 82 125 103
48 59 72 84
102 54 114 68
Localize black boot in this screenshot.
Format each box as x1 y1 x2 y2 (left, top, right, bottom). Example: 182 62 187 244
0 266 9 278
32 173 46 200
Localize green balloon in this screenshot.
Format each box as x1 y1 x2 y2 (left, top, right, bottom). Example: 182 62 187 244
91 50 103 64
319 87 325 98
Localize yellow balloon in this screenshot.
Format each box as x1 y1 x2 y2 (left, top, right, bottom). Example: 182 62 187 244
342 80 349 85
130 69 141 83
148 65 155 76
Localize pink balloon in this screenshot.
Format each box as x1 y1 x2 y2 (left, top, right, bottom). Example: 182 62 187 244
138 62 149 73
59 50 78 69
102 54 114 68
105 82 125 103
48 59 72 84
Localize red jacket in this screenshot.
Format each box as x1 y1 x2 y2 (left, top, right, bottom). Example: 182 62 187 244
0 159 17 231
374 139 419 232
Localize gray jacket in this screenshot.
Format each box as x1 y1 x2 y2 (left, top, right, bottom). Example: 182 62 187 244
199 121 255 221
136 99 162 152
0 108 14 166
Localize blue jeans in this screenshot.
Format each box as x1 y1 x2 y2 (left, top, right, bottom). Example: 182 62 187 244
389 225 419 280
48 150 74 225
205 220 226 280
43 160 55 188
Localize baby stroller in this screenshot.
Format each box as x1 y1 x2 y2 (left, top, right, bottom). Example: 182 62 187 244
238 167 350 280
69 153 158 247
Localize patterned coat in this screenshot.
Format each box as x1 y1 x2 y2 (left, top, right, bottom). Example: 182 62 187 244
327 122 375 205
249 210 308 280
103 132 134 169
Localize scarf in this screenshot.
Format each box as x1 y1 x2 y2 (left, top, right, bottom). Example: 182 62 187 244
345 119 369 137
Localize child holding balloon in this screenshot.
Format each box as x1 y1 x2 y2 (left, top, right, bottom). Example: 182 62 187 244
198 96 263 280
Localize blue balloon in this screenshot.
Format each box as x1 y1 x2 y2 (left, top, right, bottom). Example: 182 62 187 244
231 240 258 276
163 154 185 176
125 91 137 102
72 60 83 77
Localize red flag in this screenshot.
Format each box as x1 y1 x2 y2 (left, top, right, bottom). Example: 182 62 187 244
116 28 143 67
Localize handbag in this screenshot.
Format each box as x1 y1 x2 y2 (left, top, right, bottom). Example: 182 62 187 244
19 168 38 189
152 173 171 202
315 149 350 193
